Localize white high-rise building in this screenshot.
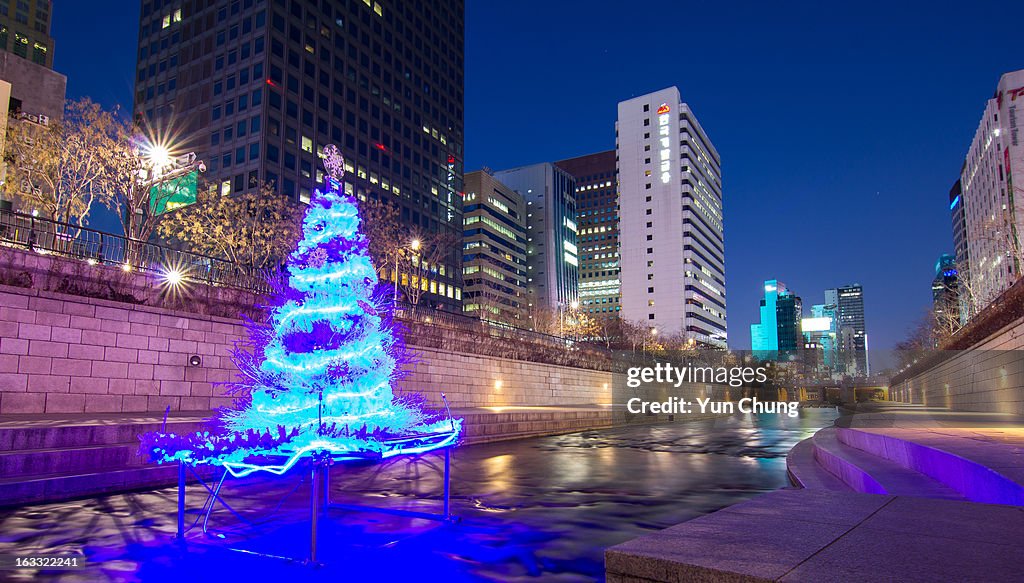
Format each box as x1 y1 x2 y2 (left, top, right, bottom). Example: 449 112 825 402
493 163 579 315
961 69 1024 314
616 87 726 347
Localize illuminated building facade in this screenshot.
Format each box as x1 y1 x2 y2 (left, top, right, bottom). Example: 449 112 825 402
617 87 726 346
932 253 959 325
750 280 800 357
462 169 527 323
0 0 53 68
960 68 1024 317
827 284 869 377
555 150 619 320
492 163 578 316
134 0 465 310
949 178 969 323
803 304 838 371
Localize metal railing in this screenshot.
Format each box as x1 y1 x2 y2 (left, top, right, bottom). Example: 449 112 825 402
394 300 580 348
0 208 610 359
0 208 273 293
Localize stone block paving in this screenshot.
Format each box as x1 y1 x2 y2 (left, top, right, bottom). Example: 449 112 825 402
606 488 1024 582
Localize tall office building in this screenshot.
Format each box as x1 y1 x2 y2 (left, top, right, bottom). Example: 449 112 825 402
616 87 726 346
949 177 969 322
462 169 527 323
492 163 578 316
134 0 465 310
555 150 619 320
751 280 800 357
0 0 63 212
827 284 868 377
803 303 838 372
959 68 1024 315
0 0 54 68
932 254 959 324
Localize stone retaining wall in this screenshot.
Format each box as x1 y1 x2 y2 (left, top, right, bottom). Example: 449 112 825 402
1 283 724 415
889 315 1024 415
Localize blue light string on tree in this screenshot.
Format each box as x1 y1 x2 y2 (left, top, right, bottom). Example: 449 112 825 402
141 145 461 475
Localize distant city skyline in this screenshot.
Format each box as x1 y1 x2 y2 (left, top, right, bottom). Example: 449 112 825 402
52 0 1024 353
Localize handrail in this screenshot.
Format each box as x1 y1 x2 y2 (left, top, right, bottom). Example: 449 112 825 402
0 208 609 353
0 208 273 294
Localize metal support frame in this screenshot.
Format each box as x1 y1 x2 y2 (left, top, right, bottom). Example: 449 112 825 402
176 462 186 541
173 445 457 566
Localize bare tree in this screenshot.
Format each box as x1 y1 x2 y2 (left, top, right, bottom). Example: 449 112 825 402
156 181 302 269
563 308 600 341
99 118 203 256
356 197 405 280
526 304 561 336
400 228 460 307
2 99 118 228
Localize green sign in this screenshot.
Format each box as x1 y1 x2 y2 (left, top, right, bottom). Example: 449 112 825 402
150 171 197 215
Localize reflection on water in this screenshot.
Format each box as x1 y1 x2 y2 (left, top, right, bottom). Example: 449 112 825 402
0 409 837 582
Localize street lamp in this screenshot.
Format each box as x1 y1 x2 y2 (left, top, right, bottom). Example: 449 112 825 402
393 238 422 305
146 144 172 170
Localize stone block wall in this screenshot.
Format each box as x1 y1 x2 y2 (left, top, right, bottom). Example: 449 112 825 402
0 283 647 415
0 284 245 414
890 316 1024 415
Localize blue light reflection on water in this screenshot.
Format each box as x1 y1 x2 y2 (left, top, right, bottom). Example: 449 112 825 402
0 409 837 582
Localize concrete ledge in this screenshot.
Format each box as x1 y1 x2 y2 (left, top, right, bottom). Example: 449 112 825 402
785 435 850 492
836 426 1024 505
606 489 1024 582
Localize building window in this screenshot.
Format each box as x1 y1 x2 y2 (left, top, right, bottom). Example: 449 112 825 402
12 32 27 58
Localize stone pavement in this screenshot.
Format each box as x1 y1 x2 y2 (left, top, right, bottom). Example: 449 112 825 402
606 488 1024 582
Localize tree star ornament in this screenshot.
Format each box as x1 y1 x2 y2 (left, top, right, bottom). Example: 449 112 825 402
323 144 345 181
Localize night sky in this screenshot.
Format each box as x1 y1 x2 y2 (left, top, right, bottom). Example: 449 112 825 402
52 0 1024 354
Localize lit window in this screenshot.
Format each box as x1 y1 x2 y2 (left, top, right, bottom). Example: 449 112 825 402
173 8 182 22
301 136 313 152
162 14 170 28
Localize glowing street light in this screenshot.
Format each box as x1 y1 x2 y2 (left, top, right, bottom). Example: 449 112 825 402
161 266 184 287
410 238 421 251
146 144 172 169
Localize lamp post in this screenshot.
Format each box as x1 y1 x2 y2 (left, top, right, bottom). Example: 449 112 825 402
392 238 422 306
644 327 658 355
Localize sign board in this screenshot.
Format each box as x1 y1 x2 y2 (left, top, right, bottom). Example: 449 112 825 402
150 170 197 215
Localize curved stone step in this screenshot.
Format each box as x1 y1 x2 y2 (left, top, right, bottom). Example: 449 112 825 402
810 427 965 499
786 435 852 491
836 426 1024 506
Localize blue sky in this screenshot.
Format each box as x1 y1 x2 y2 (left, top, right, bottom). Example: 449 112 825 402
53 0 1024 352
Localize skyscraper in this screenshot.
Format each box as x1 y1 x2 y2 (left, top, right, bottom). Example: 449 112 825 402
462 169 527 323
616 87 726 346
0 0 63 212
555 150 619 320
134 0 465 310
949 177 969 323
803 303 838 372
827 284 868 377
751 279 800 357
0 0 54 68
959 68 1024 316
932 253 959 328
492 163 579 317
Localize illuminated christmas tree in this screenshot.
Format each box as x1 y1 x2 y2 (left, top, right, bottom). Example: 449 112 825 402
143 145 460 475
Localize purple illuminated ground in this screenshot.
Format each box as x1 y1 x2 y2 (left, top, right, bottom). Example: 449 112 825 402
0 410 838 582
